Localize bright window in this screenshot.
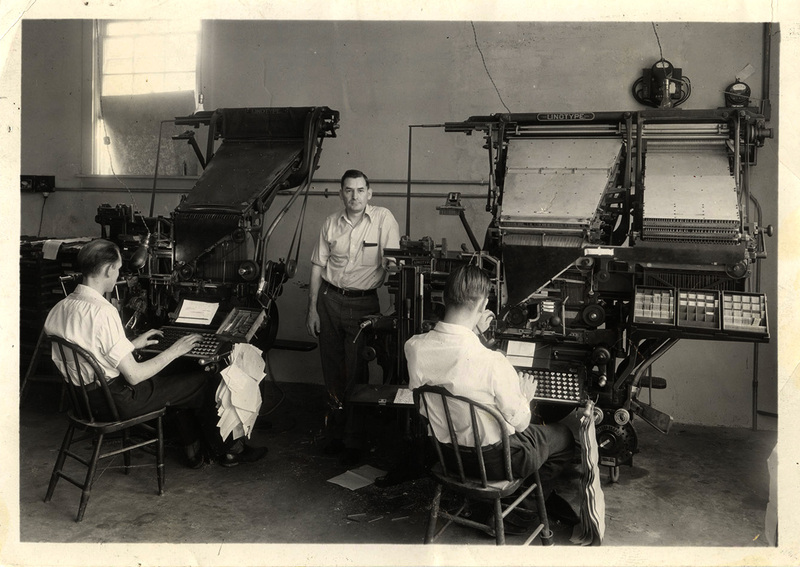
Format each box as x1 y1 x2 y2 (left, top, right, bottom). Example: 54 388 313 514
94 20 202 176
100 20 201 96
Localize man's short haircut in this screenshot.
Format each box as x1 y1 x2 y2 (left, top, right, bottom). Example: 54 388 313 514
77 239 121 278
444 264 491 309
341 169 369 189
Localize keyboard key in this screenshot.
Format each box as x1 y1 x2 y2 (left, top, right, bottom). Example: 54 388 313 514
141 327 223 359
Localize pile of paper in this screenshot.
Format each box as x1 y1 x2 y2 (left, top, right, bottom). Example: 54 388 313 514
215 343 266 441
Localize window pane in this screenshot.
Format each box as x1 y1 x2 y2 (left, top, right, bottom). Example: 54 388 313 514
104 57 133 75
134 55 165 74
103 36 133 59
165 35 198 65
163 55 194 73
104 21 146 36
103 74 133 96
132 73 164 95
162 72 194 92
134 34 166 57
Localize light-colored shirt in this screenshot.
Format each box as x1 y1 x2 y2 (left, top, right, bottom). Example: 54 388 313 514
311 203 400 291
404 321 531 447
44 284 135 386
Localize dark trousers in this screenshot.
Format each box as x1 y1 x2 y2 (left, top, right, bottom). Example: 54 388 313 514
316 286 380 448
444 421 575 499
508 421 575 499
91 372 232 457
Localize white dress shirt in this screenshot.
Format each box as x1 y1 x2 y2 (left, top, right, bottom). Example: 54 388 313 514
311 203 400 290
404 321 532 447
44 284 135 386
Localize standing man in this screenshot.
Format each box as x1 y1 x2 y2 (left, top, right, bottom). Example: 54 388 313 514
306 169 401 465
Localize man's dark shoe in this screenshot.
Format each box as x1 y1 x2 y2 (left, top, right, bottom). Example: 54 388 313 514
545 492 580 526
186 451 205 469
495 518 530 536
466 503 530 537
505 508 539 529
504 505 539 523
221 444 268 467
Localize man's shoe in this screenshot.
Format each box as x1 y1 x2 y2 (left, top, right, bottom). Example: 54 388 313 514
505 508 539 529
504 505 539 523
475 514 530 537
186 452 205 469
545 492 580 526
500 519 531 536
466 503 529 537
221 444 268 467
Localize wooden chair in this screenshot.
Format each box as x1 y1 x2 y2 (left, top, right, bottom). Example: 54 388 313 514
413 384 553 546
43 335 165 522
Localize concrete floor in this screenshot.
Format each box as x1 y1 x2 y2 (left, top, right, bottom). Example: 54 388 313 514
18 379 776 551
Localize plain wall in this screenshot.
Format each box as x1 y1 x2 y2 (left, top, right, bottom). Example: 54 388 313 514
19 20 779 429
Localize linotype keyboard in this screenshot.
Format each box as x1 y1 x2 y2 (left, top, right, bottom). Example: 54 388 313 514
140 326 225 360
525 366 584 404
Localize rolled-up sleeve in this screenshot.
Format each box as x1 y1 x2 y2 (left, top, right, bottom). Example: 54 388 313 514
311 217 331 268
490 352 532 433
380 211 401 267
97 309 135 368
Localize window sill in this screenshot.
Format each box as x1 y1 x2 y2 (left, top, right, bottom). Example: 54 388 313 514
75 174 199 192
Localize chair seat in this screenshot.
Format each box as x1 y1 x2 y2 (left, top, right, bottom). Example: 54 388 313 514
69 407 167 435
430 463 523 498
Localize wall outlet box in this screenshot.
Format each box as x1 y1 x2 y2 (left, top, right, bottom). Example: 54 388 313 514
21 175 56 193
20 175 35 192
35 175 56 193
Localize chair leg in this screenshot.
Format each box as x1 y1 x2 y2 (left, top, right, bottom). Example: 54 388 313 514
493 498 505 545
20 329 46 405
533 474 554 546
122 430 131 474
76 432 104 522
44 423 75 503
156 416 165 496
424 484 443 544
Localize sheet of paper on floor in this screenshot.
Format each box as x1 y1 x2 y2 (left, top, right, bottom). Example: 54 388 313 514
327 465 387 491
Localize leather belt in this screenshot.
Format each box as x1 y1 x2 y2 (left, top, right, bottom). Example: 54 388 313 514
74 380 103 393
323 281 377 298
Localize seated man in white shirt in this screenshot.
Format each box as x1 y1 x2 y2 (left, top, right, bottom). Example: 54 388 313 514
404 264 578 529
44 238 267 468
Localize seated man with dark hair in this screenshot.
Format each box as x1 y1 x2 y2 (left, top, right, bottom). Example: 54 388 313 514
44 238 267 468
404 263 578 529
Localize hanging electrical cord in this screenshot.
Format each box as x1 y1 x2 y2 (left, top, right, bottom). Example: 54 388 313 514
36 194 49 237
470 21 511 114
631 23 691 108
652 22 664 62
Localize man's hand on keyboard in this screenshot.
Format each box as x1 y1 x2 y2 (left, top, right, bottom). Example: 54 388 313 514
518 370 538 402
131 329 164 350
167 333 204 357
